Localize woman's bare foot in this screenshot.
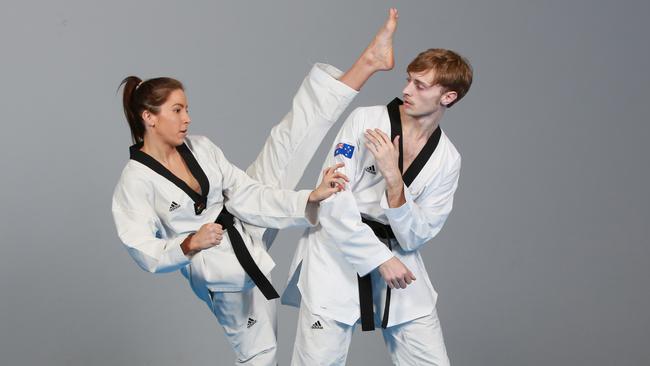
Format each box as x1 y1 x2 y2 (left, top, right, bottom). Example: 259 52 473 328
361 7 398 72
340 8 399 90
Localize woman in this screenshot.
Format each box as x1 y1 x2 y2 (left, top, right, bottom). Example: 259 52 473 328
112 9 398 365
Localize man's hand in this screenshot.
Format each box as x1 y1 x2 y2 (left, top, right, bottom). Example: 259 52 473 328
364 129 403 188
377 256 416 289
365 128 406 207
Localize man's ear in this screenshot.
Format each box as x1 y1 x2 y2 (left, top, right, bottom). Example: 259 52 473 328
441 91 458 107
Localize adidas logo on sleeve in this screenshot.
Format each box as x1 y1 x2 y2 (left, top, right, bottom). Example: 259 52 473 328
169 201 180 212
311 321 323 330
247 318 257 328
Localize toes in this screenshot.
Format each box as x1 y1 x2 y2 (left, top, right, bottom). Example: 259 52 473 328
385 8 398 30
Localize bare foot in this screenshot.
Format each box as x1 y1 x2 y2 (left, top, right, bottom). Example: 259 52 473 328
361 8 398 72
338 8 399 90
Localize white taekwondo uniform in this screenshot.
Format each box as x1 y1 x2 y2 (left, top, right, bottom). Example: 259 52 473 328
112 64 357 365
283 98 461 366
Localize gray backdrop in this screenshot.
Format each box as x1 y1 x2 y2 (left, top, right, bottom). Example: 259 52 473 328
1 0 648 365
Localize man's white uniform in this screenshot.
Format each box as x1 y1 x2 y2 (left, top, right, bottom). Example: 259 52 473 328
283 98 461 366
112 64 357 365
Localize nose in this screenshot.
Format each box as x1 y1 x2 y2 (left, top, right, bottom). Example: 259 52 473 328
402 80 413 97
184 110 191 125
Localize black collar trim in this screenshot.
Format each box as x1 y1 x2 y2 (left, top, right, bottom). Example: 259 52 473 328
129 141 210 215
386 98 442 187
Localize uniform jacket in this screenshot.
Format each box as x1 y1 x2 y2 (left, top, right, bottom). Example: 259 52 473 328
283 101 461 327
112 63 358 302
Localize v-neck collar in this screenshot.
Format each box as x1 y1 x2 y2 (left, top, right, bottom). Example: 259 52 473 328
129 141 210 215
386 98 442 187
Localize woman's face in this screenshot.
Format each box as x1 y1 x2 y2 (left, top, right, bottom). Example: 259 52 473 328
145 89 191 146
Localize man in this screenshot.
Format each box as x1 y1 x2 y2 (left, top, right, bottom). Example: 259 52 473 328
283 48 473 365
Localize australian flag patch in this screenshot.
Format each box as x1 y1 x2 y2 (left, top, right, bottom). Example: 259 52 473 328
334 142 355 159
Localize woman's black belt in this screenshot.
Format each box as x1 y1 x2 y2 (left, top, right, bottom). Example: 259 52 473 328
215 208 280 300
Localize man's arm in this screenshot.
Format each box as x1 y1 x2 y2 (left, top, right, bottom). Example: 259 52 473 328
364 127 462 252
381 157 461 252
316 109 416 289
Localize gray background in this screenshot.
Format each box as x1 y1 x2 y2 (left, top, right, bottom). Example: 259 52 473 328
1 0 648 365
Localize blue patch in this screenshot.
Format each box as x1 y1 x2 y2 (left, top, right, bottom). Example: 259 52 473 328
334 143 355 159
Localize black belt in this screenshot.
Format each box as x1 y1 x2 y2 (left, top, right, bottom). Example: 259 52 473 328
215 208 280 300
358 217 395 331
355 98 442 330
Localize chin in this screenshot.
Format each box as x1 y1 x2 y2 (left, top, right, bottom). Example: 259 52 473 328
408 106 436 118
404 108 420 117
171 137 185 146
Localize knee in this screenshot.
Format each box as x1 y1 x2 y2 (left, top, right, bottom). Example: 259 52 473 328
237 344 277 365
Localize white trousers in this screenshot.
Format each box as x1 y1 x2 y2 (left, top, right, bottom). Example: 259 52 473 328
207 287 278 365
291 302 450 366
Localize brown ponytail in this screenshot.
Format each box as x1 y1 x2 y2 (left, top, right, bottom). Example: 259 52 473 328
118 76 185 143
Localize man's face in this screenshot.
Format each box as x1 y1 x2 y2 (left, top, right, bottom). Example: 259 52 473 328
402 69 456 118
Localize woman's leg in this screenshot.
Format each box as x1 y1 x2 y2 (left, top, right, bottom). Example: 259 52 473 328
245 8 399 250
209 288 278 366
246 8 399 190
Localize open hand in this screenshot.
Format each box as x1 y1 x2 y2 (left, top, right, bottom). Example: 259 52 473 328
364 128 402 186
308 163 350 202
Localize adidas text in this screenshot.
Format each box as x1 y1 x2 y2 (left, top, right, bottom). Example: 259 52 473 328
364 165 377 175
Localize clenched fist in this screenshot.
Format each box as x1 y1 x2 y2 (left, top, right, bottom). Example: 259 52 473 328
181 223 224 257
378 257 416 289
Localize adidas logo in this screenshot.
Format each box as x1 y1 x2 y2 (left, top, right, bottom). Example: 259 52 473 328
364 165 377 175
247 318 257 328
169 201 180 212
311 321 323 330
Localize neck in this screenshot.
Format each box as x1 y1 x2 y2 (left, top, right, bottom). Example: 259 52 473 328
400 105 444 140
141 134 177 164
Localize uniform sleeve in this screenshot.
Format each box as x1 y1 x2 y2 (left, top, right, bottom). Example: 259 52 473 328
380 156 461 252
208 140 318 229
112 178 191 274
246 63 358 190
243 63 357 249
316 108 394 276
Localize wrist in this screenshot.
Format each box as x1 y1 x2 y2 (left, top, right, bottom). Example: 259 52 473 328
384 174 403 191
378 256 395 271
181 234 199 257
385 181 406 208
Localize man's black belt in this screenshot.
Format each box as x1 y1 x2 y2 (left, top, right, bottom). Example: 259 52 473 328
356 98 442 331
358 217 396 331
215 208 280 300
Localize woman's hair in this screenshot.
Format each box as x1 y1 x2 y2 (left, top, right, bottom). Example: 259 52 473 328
119 76 184 143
